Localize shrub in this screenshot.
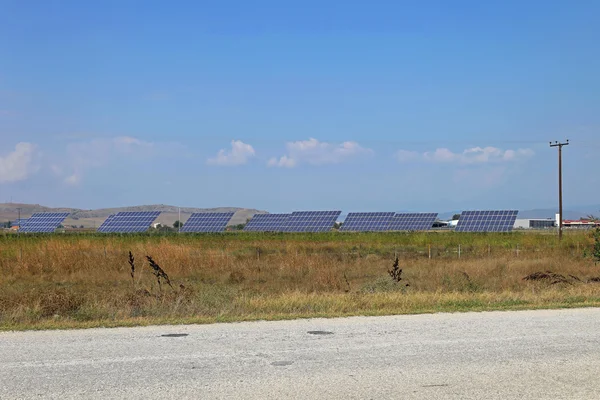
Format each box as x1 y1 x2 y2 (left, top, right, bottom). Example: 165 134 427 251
592 227 600 265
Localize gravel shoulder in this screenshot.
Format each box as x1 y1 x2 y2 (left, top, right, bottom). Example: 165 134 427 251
2 308 600 399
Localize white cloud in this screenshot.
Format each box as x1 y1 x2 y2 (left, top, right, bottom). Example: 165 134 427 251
64 173 81 186
207 140 255 166
397 146 534 164
268 138 372 168
424 148 459 163
0 142 39 183
267 155 296 168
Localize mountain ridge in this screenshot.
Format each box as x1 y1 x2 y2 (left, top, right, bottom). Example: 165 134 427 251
0 203 266 228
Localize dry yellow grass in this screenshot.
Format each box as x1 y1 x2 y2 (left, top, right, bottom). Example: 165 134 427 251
1 231 599 330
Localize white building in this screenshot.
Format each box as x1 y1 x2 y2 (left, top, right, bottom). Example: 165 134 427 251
513 218 556 229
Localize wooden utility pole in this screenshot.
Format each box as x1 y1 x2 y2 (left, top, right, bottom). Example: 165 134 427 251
17 207 22 238
550 140 569 240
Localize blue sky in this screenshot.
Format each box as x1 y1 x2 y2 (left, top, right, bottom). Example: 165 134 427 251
1 0 599 213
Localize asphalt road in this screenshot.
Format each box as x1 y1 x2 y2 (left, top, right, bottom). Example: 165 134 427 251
2 309 600 399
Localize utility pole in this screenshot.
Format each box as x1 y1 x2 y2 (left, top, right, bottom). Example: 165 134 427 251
16 207 21 238
550 140 569 240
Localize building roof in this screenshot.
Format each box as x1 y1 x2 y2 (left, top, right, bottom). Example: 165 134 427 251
563 219 600 225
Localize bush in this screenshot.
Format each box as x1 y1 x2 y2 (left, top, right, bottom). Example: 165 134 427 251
592 227 600 265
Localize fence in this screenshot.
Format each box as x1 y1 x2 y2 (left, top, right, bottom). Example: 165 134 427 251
0 241 589 266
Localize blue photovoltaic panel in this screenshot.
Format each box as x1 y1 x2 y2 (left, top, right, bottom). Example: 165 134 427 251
12 218 28 227
340 212 395 232
97 215 116 232
180 212 234 233
281 211 341 232
97 211 161 233
19 213 70 233
244 213 290 232
455 210 518 232
387 213 438 231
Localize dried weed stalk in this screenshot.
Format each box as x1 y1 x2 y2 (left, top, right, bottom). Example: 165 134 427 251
128 251 135 289
343 272 351 292
146 255 174 292
388 256 403 282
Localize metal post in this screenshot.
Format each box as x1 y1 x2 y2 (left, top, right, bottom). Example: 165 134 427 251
17 207 22 261
17 207 21 238
178 207 181 233
550 140 569 241
559 145 563 239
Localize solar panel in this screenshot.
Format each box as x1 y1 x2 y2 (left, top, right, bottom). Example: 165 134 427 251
12 218 28 227
97 211 161 233
281 211 341 232
19 213 70 233
340 212 395 232
97 215 116 232
454 210 518 232
244 213 290 232
387 213 438 231
180 212 235 233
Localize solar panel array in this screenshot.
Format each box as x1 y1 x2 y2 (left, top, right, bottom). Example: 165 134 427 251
244 213 290 232
97 215 115 232
388 213 438 231
340 212 395 232
12 218 28 227
281 211 341 232
8 208 524 234
455 210 518 232
180 212 234 233
19 213 70 233
97 211 161 233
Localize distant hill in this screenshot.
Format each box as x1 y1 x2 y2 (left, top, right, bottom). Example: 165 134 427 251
0 203 78 215
0 203 267 228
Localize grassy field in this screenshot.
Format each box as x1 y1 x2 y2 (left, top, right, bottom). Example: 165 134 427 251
1 230 600 330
